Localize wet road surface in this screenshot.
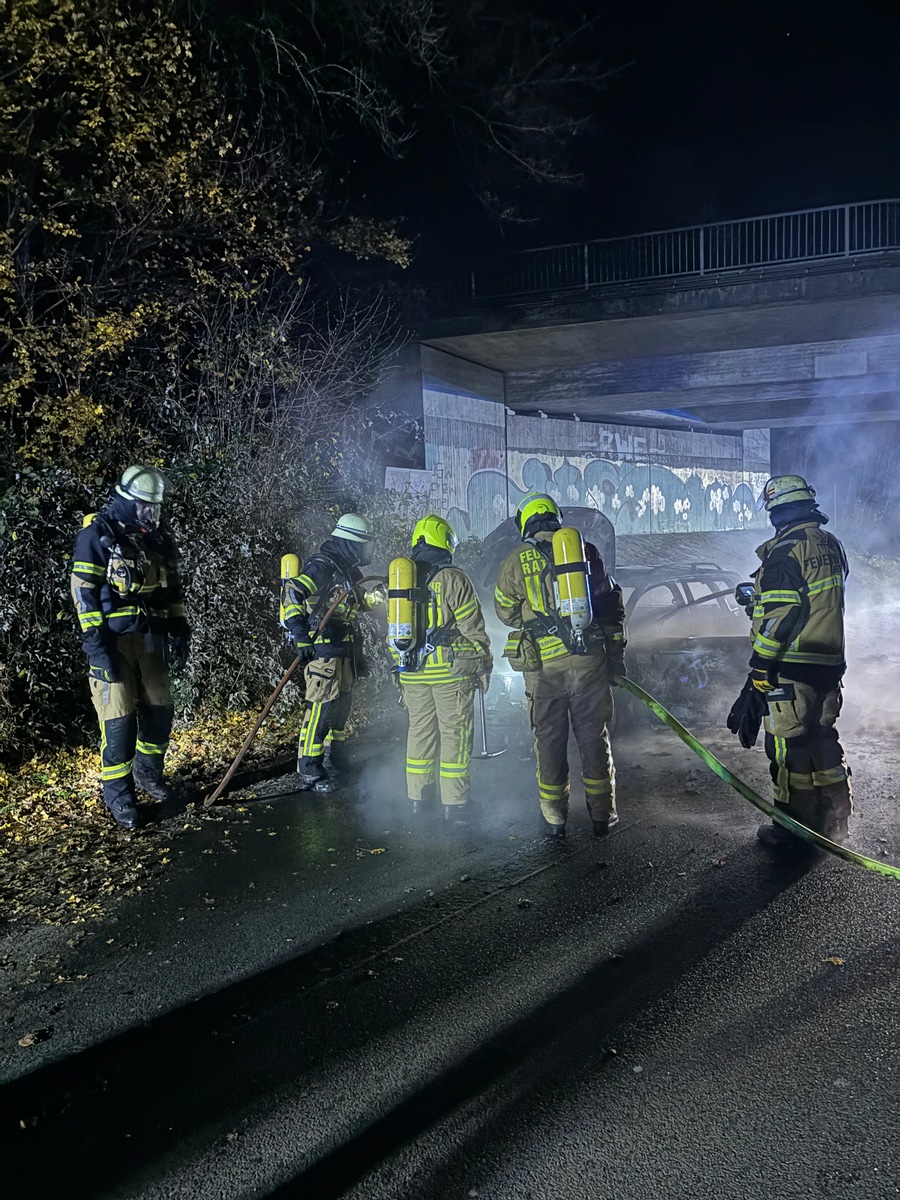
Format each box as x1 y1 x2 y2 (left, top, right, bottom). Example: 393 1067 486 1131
2 709 900 1199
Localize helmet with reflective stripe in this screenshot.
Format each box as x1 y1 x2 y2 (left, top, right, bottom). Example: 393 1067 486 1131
515 492 562 538
758 475 816 511
331 513 374 543
116 465 167 505
411 514 458 553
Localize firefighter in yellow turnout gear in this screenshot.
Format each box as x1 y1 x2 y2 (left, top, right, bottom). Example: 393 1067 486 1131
389 516 491 818
281 514 386 792
70 466 190 829
739 475 852 851
494 494 626 838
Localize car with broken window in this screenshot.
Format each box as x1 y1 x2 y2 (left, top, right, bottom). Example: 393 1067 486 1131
613 561 750 725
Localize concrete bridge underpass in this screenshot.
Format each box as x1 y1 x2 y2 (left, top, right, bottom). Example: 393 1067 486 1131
379 201 900 545
421 199 900 433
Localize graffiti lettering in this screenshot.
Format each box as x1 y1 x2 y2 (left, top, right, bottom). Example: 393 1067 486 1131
595 431 648 458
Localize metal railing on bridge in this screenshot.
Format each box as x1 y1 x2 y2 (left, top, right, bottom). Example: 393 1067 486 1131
443 199 900 304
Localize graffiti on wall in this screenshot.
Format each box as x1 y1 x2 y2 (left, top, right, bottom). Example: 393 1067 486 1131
506 454 767 535
389 388 770 542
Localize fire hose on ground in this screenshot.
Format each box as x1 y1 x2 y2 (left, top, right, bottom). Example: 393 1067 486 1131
617 676 900 882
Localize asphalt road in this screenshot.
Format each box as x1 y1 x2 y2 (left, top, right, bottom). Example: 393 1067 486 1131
2 702 900 1200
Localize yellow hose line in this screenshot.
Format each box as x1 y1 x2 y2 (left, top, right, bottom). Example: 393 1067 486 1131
617 677 900 882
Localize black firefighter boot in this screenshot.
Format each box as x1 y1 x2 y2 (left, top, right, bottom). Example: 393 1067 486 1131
756 817 813 855
133 704 175 801
110 799 140 830
442 802 471 825
133 756 172 802
411 783 436 815
592 811 620 838
297 757 335 794
106 781 141 830
100 715 141 827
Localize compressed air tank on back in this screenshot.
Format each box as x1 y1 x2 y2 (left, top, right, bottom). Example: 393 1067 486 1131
279 553 301 626
551 527 592 636
388 556 417 654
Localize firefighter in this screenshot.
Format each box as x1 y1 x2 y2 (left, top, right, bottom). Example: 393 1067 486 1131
281 514 386 792
70 466 190 829
740 474 852 850
494 494 626 838
388 515 491 819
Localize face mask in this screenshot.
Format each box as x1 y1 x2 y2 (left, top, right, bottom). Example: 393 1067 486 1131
356 539 375 566
134 501 162 532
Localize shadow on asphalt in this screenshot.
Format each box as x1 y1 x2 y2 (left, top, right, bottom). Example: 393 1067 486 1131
0 827 573 1196
263 851 820 1200
0 832 818 1198
393 927 900 1200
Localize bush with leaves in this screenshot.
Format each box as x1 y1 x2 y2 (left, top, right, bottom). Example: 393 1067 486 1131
0 0 599 774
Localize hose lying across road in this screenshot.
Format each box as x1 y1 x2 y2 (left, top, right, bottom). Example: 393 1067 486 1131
617 676 900 882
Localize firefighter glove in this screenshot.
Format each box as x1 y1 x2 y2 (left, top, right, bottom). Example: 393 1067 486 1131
287 621 315 663
727 675 767 749
750 666 775 694
88 651 120 685
168 633 190 670
476 670 492 694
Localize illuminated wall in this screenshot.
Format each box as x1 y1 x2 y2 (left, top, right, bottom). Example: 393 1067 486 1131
384 350 770 541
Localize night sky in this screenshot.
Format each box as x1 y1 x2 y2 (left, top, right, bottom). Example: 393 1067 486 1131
399 1 900 263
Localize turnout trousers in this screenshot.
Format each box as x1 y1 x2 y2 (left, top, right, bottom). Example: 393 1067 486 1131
524 654 615 828
89 632 174 811
764 678 852 840
297 655 355 770
401 678 476 807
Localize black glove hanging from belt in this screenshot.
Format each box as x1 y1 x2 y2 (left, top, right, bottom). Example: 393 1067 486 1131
726 674 768 748
168 633 191 670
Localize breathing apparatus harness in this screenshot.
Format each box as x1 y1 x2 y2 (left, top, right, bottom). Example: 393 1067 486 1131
83 508 176 654
300 549 361 657
388 557 457 672
522 534 594 655
414 560 458 668
90 509 147 599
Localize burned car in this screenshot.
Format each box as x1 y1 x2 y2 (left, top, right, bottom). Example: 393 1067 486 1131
614 562 750 725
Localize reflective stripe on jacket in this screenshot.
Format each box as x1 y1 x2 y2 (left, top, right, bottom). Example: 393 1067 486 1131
281 545 363 655
493 531 625 664
750 521 847 669
392 565 491 685
70 516 186 657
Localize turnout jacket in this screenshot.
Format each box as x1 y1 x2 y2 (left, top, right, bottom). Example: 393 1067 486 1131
391 564 492 685
281 538 376 658
494 531 626 665
750 520 848 676
70 511 188 662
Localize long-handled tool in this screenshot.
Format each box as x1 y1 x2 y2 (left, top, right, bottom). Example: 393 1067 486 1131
476 688 506 759
204 588 350 807
617 676 900 881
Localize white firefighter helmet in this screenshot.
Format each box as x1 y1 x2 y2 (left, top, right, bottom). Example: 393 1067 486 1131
331 513 374 543
115 465 167 505
758 475 816 511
